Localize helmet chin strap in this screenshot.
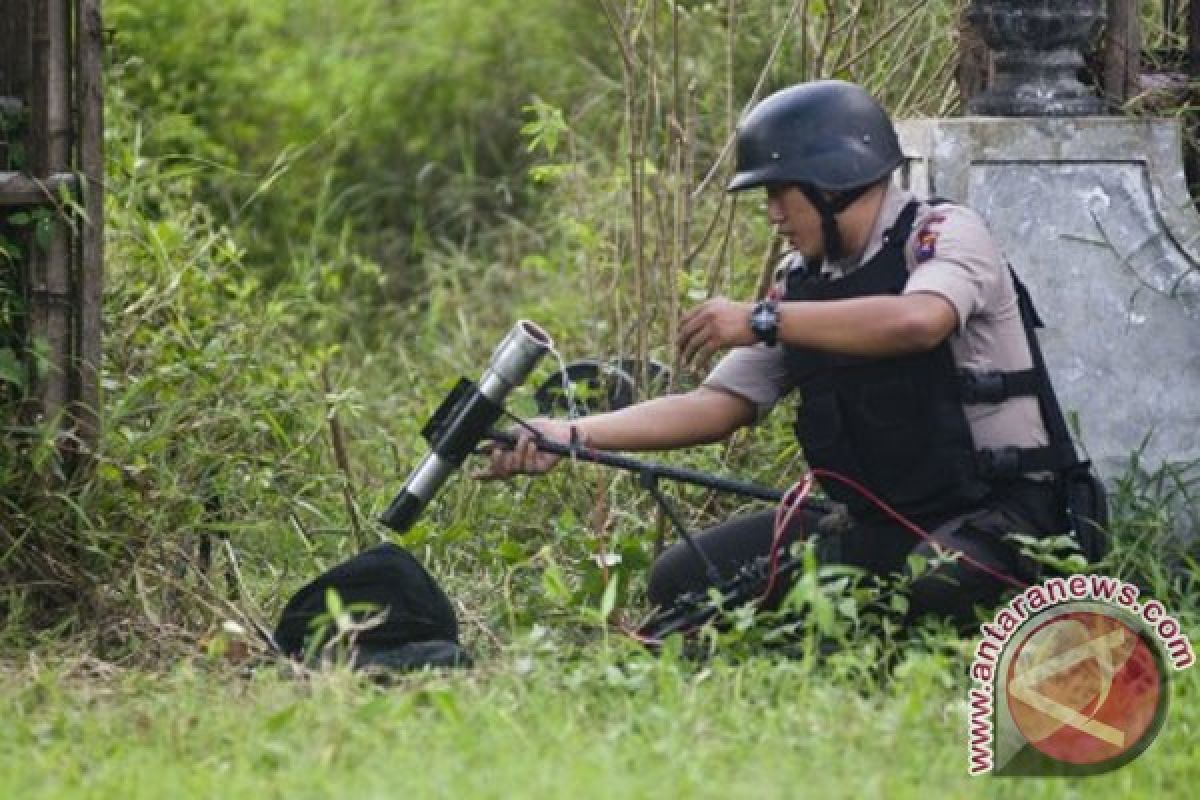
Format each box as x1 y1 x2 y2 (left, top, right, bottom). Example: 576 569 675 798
800 185 870 264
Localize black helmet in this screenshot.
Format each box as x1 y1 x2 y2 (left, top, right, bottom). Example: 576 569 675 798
728 81 902 261
728 80 903 193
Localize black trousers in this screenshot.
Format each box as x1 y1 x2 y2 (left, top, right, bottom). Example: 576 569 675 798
646 479 1065 628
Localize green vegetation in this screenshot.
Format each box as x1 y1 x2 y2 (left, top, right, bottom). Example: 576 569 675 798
3 0 980 644
2 1 1199 797
2 649 1198 799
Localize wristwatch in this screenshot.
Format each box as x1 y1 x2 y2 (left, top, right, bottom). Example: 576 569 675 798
749 299 780 347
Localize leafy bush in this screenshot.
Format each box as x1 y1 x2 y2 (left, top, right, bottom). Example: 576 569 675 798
107 0 608 298
2 82 377 646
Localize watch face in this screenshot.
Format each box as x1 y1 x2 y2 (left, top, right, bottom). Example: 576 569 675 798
752 308 774 327
750 302 778 343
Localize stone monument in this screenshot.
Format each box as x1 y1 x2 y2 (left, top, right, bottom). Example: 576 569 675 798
895 0 1200 495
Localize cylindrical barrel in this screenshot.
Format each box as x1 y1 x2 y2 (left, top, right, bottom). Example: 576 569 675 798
381 321 552 532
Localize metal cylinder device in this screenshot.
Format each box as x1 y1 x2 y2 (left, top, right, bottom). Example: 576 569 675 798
381 320 553 533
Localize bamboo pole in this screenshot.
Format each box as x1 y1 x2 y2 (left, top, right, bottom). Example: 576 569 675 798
667 0 683 393
0 6 8 97
1 1 28 418
1 4 16 102
25 0 51 418
1 2 33 97
321 365 364 548
1 1 33 241
955 5 990 109
74 0 104 451
0 172 78 205
1191 0 1199 79
1103 0 1140 109
26 0 73 430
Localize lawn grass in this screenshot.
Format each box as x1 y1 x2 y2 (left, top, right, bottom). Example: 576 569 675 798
2 636 1197 799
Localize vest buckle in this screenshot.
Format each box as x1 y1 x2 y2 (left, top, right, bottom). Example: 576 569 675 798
977 446 1021 478
959 370 1007 404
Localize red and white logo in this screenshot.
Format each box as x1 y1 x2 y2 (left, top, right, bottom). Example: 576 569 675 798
967 577 1190 777
1005 609 1164 768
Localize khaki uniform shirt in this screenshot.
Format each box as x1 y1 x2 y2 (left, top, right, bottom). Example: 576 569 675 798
704 182 1050 453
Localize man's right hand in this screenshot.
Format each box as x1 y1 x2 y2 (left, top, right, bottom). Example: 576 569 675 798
473 417 579 480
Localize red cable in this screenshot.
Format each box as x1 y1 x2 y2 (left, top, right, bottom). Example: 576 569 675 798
806 468 1027 590
622 466 1029 647
761 474 814 602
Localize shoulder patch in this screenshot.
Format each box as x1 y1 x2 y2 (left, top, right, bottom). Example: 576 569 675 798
769 251 806 301
778 251 807 277
914 213 946 264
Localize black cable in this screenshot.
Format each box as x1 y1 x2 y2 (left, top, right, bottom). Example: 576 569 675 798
484 429 807 505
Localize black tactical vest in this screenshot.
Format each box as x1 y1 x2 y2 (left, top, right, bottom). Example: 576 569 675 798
782 198 1108 556
783 201 994 522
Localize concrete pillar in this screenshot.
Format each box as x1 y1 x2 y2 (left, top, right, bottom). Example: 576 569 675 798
896 116 1200 484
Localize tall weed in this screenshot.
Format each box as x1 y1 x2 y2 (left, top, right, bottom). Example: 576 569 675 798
106 0 607 299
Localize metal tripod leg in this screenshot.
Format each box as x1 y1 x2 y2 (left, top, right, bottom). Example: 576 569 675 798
638 470 723 587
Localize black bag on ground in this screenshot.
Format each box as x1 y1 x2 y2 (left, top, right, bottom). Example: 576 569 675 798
274 543 470 671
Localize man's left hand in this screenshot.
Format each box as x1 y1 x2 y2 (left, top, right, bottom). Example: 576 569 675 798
677 298 756 370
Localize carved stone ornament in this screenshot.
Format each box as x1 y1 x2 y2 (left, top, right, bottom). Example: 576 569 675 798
966 0 1106 116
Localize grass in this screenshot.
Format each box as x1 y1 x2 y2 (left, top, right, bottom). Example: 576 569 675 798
2 636 1198 799
4 1 1200 798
